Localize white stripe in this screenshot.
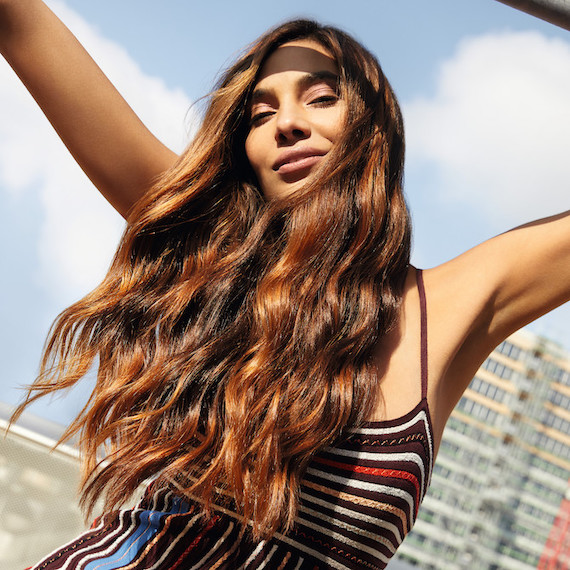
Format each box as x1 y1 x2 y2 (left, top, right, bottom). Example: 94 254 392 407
76 509 154 570
206 467 414 532
306 467 414 521
64 511 136 570
294 514 392 563
181 492 364 569
293 559 304 570
256 544 279 570
189 520 235 570
150 489 180 513
345 409 434 477
347 410 427 435
273 532 353 570
30 518 107 570
297 504 396 553
207 499 246 523
322 448 427 487
299 491 403 544
148 513 203 570
238 541 266 569
150 489 162 511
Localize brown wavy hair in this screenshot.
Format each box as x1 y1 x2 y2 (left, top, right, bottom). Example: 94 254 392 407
14 20 411 538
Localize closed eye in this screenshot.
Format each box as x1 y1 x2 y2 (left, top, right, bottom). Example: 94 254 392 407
249 111 274 126
309 95 339 106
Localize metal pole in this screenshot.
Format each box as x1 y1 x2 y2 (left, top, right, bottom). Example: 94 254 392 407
495 0 570 31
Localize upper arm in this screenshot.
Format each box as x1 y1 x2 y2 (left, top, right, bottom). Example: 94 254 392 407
424 211 570 421
484 212 570 338
0 0 179 219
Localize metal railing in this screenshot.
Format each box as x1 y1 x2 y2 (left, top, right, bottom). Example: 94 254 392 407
495 0 570 31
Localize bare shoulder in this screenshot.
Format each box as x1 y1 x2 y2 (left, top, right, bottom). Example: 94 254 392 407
421 211 570 434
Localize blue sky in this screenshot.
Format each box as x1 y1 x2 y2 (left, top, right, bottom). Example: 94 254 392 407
1 0 569 423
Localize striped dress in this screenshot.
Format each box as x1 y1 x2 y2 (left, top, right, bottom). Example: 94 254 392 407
31 272 434 570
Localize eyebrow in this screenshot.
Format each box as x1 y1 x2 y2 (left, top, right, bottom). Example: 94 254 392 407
250 70 339 104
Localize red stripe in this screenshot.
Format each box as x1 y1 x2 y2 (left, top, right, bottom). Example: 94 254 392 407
314 456 421 514
170 516 219 569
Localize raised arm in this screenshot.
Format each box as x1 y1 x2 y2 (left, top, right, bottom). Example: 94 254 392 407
424 211 570 432
0 0 178 219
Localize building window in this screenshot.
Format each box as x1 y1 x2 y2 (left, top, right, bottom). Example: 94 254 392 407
553 367 570 387
439 440 462 459
456 397 499 424
522 480 564 504
497 340 522 361
542 412 570 436
482 358 513 380
531 455 569 479
535 433 570 460
470 376 508 403
548 388 570 409
433 464 452 479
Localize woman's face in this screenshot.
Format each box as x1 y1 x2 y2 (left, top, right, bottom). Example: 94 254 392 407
245 39 347 200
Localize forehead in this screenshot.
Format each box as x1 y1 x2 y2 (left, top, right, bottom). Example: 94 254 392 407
256 39 338 83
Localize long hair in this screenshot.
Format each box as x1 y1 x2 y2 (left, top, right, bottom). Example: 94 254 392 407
14 20 411 538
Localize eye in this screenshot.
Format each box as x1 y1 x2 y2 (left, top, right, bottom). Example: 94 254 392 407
249 102 275 127
249 111 274 127
305 83 340 107
309 95 339 106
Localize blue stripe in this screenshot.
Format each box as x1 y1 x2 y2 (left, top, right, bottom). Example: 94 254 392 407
83 509 171 570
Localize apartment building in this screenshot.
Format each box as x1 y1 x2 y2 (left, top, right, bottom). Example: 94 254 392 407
395 329 570 569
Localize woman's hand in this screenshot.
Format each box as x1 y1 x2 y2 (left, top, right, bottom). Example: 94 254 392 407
0 0 178 219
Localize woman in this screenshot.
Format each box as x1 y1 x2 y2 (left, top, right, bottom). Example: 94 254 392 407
2 1 569 569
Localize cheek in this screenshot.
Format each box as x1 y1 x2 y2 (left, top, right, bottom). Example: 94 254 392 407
328 106 348 142
313 111 347 146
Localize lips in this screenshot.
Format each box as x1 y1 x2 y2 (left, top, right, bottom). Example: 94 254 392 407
272 147 328 173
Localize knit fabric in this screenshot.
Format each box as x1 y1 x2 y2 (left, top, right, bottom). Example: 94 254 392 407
31 270 433 570
31 400 433 570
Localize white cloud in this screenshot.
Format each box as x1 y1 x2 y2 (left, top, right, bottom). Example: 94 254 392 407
404 31 570 229
0 1 196 302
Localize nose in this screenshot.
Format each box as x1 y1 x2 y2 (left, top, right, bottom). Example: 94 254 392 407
275 103 311 144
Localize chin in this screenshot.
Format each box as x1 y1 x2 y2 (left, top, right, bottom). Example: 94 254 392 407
264 177 314 201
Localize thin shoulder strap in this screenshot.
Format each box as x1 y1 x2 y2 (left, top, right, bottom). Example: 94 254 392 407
416 268 428 400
